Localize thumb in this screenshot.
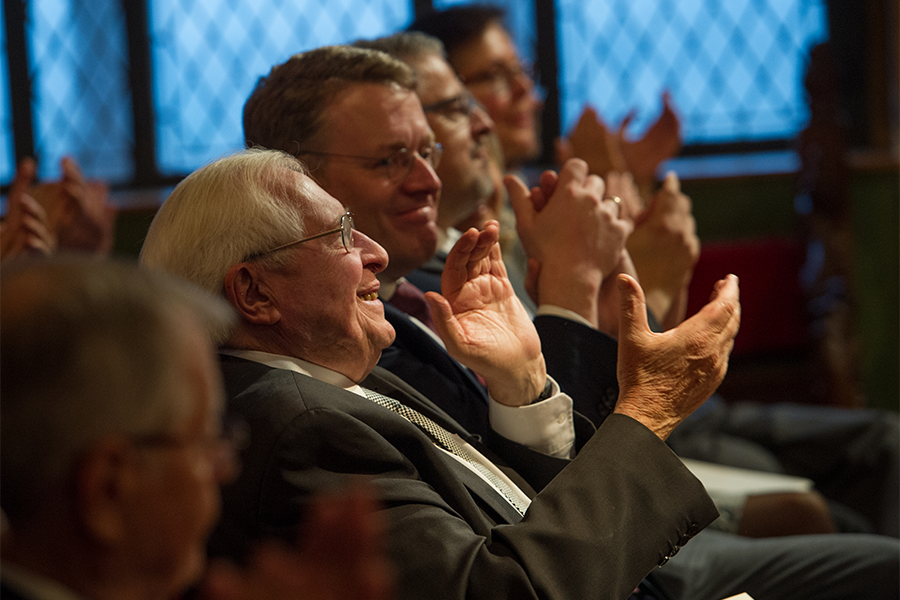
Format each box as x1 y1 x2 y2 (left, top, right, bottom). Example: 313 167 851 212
617 274 650 342
505 173 535 228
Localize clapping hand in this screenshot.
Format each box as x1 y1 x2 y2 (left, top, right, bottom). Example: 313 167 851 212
507 159 633 330
425 221 546 406
200 485 393 600
613 273 740 440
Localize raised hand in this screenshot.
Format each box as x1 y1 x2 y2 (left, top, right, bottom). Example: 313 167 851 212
28 156 116 254
554 105 627 176
626 171 699 328
621 91 682 184
613 273 740 440
200 485 393 600
507 159 633 328
425 221 546 406
1 158 56 260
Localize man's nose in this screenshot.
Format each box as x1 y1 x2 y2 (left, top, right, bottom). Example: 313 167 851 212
471 104 495 138
403 154 442 194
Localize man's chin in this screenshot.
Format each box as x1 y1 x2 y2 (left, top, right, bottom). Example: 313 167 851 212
367 320 396 351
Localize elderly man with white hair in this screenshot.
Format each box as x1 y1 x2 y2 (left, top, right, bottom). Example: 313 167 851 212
138 146 749 599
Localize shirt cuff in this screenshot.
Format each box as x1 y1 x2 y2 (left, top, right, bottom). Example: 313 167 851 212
488 376 575 459
537 304 595 329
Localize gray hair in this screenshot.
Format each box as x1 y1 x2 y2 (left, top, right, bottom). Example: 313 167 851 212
0 255 234 523
353 31 446 69
140 149 311 341
243 45 417 154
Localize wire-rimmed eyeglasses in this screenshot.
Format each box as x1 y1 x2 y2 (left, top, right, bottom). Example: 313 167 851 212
298 142 442 183
244 210 354 262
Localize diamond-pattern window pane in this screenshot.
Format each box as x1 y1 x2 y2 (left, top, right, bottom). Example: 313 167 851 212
558 0 829 144
149 0 413 176
27 0 134 182
1 6 13 184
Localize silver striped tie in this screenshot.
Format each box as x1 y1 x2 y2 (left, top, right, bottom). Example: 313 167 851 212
362 387 527 517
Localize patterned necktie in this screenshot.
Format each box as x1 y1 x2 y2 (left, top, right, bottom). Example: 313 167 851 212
362 387 527 517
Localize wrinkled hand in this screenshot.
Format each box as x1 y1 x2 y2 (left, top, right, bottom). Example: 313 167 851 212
199 485 393 600
507 159 633 327
28 157 116 253
613 273 740 440
1 158 56 260
627 172 699 328
425 221 546 406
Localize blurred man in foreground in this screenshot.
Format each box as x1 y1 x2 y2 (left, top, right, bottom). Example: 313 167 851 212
0 256 392 600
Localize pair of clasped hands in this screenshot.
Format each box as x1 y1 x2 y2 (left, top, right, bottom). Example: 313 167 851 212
1 157 116 261
420 158 740 442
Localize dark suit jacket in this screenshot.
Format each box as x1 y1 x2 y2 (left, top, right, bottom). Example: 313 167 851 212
211 356 717 600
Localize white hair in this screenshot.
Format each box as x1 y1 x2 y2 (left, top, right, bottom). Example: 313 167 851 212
140 149 315 331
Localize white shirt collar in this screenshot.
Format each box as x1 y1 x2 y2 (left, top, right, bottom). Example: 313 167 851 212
218 349 367 397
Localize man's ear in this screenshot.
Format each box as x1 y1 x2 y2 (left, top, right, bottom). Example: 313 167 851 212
75 437 132 546
224 263 282 325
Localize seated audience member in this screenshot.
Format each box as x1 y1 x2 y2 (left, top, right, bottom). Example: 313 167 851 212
139 147 743 600
238 43 898 599
0 256 392 600
356 30 844 540
409 4 680 190
411 4 900 539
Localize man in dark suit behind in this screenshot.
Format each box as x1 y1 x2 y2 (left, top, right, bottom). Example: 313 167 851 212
139 146 745 599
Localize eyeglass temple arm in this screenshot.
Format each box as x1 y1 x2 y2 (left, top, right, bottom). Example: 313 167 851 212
265 227 343 254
